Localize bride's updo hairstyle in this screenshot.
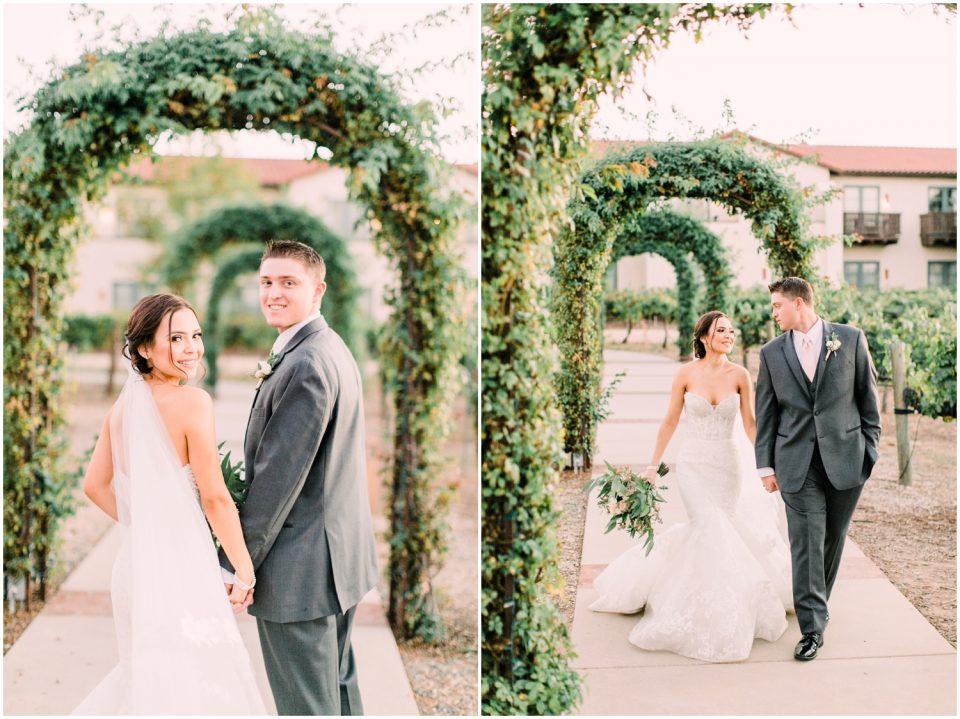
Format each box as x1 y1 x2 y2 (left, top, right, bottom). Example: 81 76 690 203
693 310 730 359
123 293 197 377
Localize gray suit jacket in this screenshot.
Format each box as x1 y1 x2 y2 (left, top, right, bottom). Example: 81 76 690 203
226 316 378 623
755 319 881 493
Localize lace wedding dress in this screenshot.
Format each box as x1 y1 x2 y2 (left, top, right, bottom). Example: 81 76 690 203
73 369 266 715
590 392 793 662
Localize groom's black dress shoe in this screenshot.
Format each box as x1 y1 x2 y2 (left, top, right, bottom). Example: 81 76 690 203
794 633 823 661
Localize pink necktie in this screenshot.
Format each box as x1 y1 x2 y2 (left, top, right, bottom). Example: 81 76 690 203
801 336 816 381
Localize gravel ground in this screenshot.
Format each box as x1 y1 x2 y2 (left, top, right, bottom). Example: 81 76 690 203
848 409 957 646
390 401 479 716
555 469 591 627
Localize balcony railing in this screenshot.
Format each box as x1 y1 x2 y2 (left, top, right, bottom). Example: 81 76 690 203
843 213 901 244
920 212 957 247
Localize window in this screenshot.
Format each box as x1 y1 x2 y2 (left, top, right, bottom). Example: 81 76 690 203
928 261 957 288
843 186 880 213
844 261 880 289
928 187 957 213
113 282 143 312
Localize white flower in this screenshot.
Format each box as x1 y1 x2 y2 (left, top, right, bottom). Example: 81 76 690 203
254 359 274 388
825 332 842 361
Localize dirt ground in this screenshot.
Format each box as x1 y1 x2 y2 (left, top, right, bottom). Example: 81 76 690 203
383 398 478 716
848 409 956 646
4 354 479 714
550 333 958 648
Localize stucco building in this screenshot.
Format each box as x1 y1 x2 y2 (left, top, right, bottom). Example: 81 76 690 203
603 137 956 292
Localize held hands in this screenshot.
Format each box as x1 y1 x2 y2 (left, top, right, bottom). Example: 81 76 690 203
761 473 779 494
224 570 256 614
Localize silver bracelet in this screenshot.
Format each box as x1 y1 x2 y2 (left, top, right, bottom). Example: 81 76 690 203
233 573 256 591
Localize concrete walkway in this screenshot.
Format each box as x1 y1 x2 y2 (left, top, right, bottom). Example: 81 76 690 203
571 349 956 715
3 373 418 716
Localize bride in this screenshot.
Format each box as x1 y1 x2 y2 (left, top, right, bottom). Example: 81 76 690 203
590 310 793 662
75 293 266 714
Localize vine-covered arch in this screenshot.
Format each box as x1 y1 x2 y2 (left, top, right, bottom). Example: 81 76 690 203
555 209 731 458
4 12 464 638
611 211 732 312
163 202 358 390
554 138 814 464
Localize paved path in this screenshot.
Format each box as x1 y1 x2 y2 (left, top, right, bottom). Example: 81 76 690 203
3 372 418 716
571 349 956 715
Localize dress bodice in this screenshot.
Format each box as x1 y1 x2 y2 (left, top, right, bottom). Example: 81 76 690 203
683 393 739 441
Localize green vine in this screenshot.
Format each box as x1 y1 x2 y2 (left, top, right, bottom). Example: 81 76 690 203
482 4 782 714
162 202 358 390
4 9 466 639
554 138 816 473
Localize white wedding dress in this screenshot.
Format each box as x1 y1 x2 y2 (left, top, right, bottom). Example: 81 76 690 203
73 369 266 715
590 392 793 663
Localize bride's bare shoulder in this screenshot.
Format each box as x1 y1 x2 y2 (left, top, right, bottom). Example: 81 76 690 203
177 385 213 415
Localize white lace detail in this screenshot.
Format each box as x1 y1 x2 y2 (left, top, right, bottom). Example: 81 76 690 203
590 392 793 663
683 393 740 441
183 464 200 503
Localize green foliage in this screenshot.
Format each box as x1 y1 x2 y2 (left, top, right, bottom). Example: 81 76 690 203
584 462 668 553
219 443 249 512
730 286 775 368
219 312 280 351
62 314 117 351
163 203 359 390
819 286 957 419
4 10 467 638
482 4 782 713
605 288 680 350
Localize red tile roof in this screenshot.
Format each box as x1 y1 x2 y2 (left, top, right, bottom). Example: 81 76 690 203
783 144 956 176
592 136 956 177
121 156 329 187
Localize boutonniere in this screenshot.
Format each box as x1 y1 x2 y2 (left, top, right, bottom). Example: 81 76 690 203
253 351 277 389
825 332 842 361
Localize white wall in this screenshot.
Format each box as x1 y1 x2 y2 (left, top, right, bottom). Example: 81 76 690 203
838 174 956 290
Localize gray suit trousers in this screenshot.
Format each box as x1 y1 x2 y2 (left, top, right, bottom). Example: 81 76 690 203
780 445 863 635
257 605 362 716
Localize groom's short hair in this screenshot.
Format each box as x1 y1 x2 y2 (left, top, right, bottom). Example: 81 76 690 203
768 277 815 307
261 240 326 283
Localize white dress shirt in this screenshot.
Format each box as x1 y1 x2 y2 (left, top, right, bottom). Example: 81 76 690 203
758 317 823 479
271 311 322 357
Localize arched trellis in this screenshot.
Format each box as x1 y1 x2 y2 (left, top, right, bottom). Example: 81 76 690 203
610 237 697 356
4 12 465 639
555 209 730 459
162 203 358 390
612 210 732 314
554 139 813 465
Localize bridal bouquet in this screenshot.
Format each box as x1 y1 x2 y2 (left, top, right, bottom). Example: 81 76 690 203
585 461 668 555
218 442 248 511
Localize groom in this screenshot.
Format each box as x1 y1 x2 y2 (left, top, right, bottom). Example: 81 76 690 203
223 240 378 714
755 277 880 661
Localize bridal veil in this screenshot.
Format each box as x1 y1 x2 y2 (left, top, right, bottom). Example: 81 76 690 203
73 368 265 715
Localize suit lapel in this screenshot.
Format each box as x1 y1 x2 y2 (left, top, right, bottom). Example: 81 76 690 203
244 315 329 442
814 319 831 396
781 332 812 401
